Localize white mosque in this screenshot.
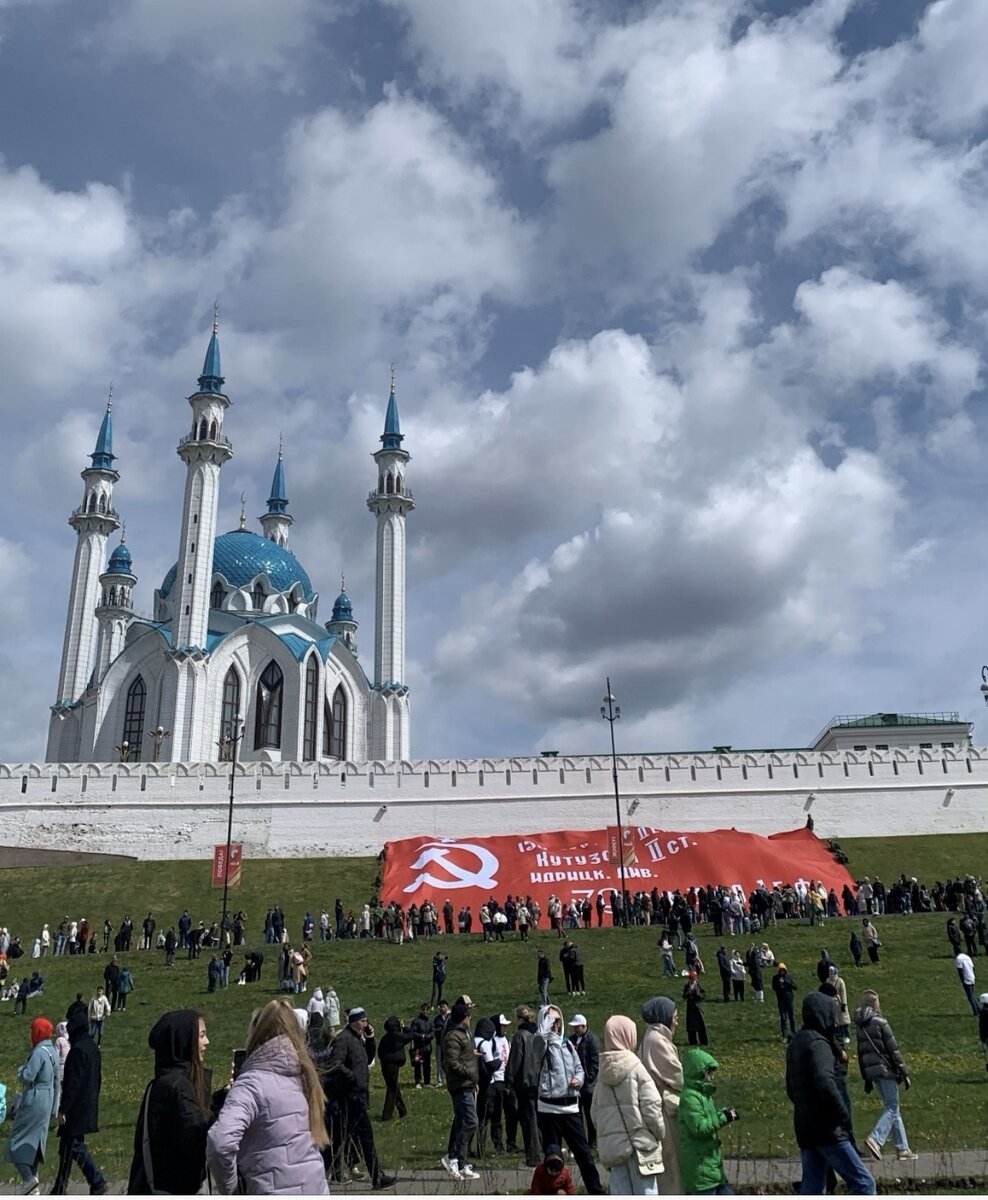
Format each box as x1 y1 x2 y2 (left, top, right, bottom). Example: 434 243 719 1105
45 321 413 766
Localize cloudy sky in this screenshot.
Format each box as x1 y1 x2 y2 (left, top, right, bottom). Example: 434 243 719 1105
2 0 986 762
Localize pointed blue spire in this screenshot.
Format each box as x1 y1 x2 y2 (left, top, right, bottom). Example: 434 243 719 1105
381 366 404 450
197 306 225 394
267 437 289 514
89 395 116 472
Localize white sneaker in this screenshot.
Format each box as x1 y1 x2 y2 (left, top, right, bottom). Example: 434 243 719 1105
461 1165 479 1180
440 1155 459 1177
18 1178 39 1196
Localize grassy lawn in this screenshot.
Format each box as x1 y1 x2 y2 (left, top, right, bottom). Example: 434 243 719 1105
0 836 984 1182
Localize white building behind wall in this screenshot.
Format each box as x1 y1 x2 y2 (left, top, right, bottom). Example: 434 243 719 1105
44 322 413 772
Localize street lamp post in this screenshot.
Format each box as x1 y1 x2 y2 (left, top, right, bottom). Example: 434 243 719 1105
113 740 130 763
149 726 171 763
980 666 988 705
601 678 626 926
218 716 244 948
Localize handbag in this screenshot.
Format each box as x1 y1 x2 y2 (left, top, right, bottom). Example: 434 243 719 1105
860 1022 907 1087
605 1081 664 1175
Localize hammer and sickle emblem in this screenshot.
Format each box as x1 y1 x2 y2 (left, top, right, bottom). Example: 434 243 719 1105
403 842 500 894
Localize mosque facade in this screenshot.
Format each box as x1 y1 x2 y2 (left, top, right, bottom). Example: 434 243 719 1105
45 323 412 766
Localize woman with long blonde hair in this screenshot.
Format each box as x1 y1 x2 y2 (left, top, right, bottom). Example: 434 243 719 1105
207 999 329 1194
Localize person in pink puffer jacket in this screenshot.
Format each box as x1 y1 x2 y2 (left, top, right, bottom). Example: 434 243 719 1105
54 1021 70 1082
206 1000 329 1194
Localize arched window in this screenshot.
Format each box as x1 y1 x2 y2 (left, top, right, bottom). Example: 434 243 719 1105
254 661 283 749
378 475 385 494
386 474 394 494
395 475 402 494
251 583 265 611
210 580 226 609
302 657 319 761
209 420 218 440
98 495 107 513
220 667 241 759
198 417 208 440
87 494 97 512
323 685 347 759
122 675 146 761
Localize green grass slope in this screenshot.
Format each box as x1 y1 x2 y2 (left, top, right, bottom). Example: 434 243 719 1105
0 837 982 1182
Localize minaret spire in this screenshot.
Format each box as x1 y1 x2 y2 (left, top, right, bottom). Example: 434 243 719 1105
367 369 413 759
170 317 233 653
198 305 224 395
259 438 293 547
48 397 123 759
382 364 403 451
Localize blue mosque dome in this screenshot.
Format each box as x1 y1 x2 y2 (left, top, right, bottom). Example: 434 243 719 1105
331 589 353 622
160 529 314 601
106 543 134 576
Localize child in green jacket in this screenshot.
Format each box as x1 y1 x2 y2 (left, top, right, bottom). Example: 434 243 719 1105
678 1048 740 1195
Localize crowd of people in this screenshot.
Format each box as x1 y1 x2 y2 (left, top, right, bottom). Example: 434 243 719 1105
0 865 984 1195
9 970 978 1197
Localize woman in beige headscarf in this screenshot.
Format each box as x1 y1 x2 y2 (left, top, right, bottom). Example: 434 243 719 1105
591 1015 664 1195
639 997 683 1194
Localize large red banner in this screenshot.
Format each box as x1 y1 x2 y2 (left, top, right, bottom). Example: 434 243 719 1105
381 826 854 913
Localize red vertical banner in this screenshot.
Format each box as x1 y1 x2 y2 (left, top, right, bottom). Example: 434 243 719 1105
607 826 637 868
212 843 243 888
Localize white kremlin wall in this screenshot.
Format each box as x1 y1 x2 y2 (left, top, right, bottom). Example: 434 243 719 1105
0 744 982 860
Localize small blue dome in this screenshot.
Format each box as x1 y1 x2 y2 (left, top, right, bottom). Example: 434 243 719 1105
107 543 134 575
331 590 354 623
160 529 314 601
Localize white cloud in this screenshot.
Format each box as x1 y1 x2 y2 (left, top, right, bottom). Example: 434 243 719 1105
387 0 602 135
431 307 903 737
789 267 980 404
94 0 325 81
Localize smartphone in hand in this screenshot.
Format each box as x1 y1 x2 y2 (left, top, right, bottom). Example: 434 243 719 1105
232 1048 248 1079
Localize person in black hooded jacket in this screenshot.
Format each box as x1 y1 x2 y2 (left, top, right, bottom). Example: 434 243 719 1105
51 1009 107 1195
786 992 875 1195
127 1009 225 1195
378 1016 415 1121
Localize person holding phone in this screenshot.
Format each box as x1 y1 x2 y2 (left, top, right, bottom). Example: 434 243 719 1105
127 1010 225 1196
207 1000 328 1194
678 1049 739 1195
324 1008 395 1189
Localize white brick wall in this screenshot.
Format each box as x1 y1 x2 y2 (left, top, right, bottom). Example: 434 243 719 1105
0 745 982 860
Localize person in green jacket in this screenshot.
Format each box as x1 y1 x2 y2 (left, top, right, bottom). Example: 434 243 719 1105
678 1048 739 1195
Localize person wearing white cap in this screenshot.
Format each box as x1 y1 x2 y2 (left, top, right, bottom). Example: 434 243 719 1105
568 1014 600 1150
486 1014 514 1152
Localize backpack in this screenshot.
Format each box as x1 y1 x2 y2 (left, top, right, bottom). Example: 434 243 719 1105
517 1031 543 1094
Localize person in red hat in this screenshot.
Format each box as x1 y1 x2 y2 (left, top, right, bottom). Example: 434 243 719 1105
4 1017 60 1195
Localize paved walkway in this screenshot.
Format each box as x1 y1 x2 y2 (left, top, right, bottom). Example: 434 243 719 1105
6 1149 985 1193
